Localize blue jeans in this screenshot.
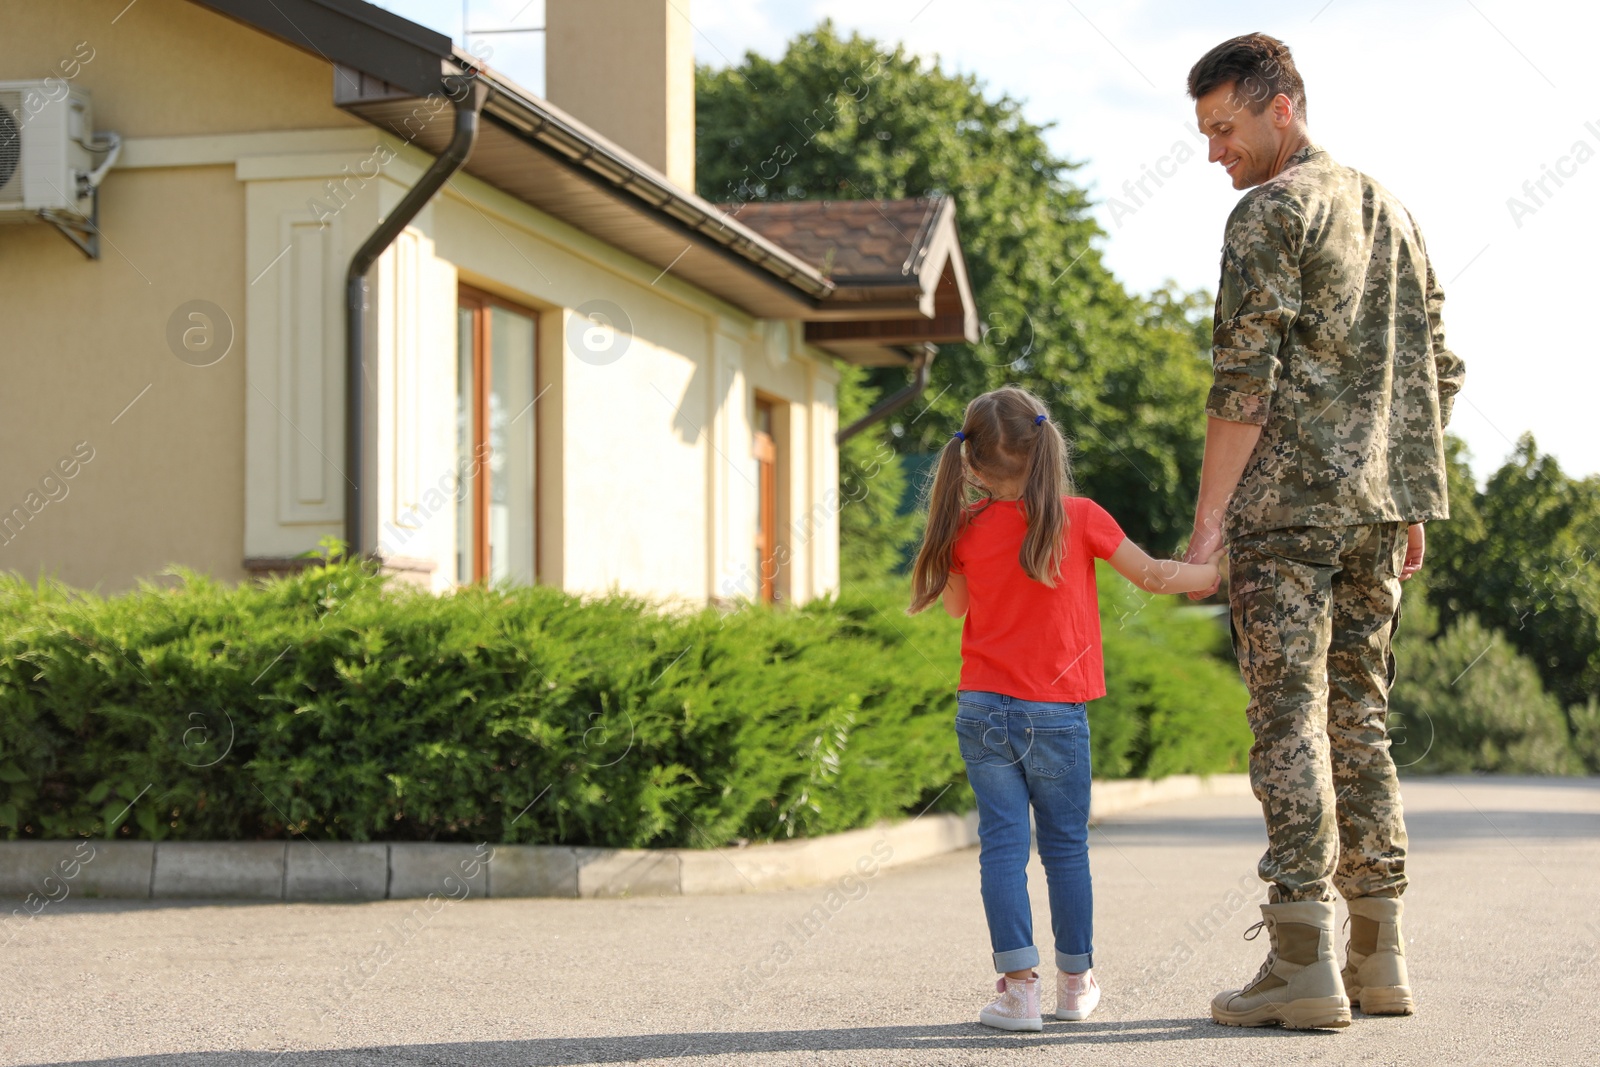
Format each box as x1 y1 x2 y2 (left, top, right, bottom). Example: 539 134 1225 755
956 690 1093 974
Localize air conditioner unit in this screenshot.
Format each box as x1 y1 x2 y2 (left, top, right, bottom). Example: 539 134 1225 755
0 81 120 257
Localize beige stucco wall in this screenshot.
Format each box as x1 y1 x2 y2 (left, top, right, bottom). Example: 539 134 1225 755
0 0 842 607
0 163 246 592
425 167 841 606
0 0 363 593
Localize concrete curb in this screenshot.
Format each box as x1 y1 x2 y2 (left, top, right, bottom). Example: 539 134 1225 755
0 774 1250 903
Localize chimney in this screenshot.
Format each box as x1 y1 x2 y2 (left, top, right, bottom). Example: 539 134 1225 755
544 0 696 191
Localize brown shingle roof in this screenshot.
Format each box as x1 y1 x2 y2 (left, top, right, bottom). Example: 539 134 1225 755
720 198 945 283
726 196 979 359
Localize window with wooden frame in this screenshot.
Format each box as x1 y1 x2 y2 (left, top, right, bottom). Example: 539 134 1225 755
456 286 538 587
753 396 779 603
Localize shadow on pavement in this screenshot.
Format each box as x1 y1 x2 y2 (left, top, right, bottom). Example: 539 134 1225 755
17 1018 1336 1066
1098 810 1600 846
1404 809 1600 841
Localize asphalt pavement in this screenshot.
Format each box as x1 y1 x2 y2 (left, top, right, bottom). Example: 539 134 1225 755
4 776 1598 1066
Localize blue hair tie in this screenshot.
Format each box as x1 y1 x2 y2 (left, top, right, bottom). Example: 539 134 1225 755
1034 413 1047 425
952 430 966 442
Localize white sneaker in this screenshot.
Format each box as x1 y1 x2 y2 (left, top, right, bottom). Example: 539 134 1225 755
979 972 1043 1031
1055 968 1100 1021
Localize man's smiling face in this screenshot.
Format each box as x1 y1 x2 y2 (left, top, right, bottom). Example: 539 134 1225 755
1195 82 1283 190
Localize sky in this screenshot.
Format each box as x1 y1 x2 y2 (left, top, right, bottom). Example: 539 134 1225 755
375 0 1600 484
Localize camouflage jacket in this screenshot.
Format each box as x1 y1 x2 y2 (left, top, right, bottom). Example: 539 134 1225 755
1208 143 1466 537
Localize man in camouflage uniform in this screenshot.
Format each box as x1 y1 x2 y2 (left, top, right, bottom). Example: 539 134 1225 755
1180 34 1465 1030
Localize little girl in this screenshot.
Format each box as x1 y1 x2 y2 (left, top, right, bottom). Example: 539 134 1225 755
907 386 1220 1031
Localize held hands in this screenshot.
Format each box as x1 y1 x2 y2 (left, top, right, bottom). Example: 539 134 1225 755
1196 546 1225 594
1182 523 1226 601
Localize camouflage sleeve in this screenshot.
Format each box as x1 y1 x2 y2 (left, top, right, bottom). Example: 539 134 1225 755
1207 193 1305 426
1422 253 1465 428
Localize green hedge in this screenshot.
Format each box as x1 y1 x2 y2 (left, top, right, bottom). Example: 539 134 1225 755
0 555 1250 846
1095 575 1255 779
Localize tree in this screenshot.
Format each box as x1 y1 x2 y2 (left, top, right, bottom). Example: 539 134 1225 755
1429 434 1600 711
835 365 922 584
1416 433 1483 598
697 22 1214 555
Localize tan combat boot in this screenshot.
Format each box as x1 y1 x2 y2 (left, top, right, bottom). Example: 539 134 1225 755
1342 895 1414 1015
1211 900 1352 1030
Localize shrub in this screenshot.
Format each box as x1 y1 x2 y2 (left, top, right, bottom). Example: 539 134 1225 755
1094 572 1254 778
1391 611 1580 776
1566 696 1600 774
0 557 1250 845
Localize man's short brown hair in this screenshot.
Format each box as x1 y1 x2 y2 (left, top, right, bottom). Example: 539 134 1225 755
1187 33 1307 122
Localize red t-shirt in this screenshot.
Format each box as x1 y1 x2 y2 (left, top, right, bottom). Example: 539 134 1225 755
949 495 1127 703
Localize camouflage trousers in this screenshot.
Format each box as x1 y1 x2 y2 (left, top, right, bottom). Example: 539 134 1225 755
1228 522 1410 904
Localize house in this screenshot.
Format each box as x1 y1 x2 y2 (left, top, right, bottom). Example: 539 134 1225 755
0 0 977 608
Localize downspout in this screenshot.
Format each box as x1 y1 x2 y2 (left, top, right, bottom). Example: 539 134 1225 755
835 344 937 445
344 74 488 561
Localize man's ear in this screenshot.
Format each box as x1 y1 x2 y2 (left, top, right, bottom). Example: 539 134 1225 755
1271 93 1296 128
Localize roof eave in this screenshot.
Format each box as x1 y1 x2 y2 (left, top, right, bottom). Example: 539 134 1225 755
185 0 980 359
471 73 837 301
189 0 842 316
191 0 456 96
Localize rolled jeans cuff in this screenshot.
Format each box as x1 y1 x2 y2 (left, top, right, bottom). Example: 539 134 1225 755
1057 949 1093 973
993 944 1040 973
